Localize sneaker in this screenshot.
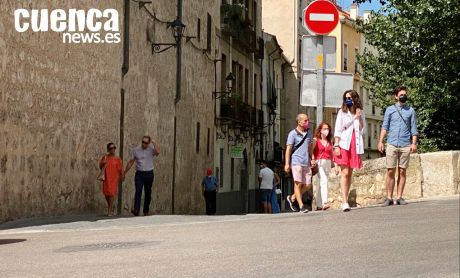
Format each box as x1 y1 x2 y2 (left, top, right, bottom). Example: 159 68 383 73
396 198 408 205
341 203 351 212
382 198 394 207
299 205 309 213
286 195 299 212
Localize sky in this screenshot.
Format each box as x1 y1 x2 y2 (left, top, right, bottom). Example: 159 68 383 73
337 0 384 15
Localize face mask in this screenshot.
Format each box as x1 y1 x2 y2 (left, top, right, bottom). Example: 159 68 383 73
321 129 329 137
399 94 407 103
345 98 353 107
303 121 309 130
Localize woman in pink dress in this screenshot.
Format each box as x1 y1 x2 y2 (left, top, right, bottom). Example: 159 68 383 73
98 142 124 216
333 90 365 212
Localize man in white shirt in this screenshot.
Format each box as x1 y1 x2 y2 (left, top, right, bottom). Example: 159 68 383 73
124 135 160 216
258 160 275 213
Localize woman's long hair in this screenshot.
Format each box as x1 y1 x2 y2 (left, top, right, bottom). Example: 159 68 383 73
314 122 333 142
341 89 363 113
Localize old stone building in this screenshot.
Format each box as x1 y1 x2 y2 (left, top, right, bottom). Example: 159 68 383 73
0 0 221 221
263 0 383 159
214 0 264 214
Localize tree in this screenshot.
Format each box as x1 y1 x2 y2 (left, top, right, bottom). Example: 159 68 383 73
355 0 460 152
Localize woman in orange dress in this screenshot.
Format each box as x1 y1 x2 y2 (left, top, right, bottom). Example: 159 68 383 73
99 142 124 216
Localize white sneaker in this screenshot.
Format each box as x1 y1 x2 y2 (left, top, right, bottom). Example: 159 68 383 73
341 203 351 212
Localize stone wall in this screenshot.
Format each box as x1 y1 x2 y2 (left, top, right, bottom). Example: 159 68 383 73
0 0 221 222
313 151 460 209
0 0 123 222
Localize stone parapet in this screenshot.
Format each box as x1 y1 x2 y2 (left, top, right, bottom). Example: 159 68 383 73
313 151 459 209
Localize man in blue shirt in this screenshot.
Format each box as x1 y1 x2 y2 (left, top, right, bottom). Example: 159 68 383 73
378 86 419 206
284 113 314 213
202 168 218 215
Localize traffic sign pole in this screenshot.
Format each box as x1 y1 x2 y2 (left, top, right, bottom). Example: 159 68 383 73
302 0 339 126
316 35 324 125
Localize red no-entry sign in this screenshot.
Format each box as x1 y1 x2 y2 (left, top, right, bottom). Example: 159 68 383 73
303 0 339 35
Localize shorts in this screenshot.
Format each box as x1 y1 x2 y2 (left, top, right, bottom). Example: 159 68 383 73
386 144 411 169
291 165 312 185
260 189 272 203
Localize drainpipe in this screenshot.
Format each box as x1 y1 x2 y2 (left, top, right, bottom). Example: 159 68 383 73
175 0 183 104
118 0 130 215
290 0 297 65
171 0 183 214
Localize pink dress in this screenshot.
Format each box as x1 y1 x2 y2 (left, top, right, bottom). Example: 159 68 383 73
333 129 362 169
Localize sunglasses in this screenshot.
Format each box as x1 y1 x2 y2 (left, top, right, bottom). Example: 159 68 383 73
142 141 149 144
109 146 116 150
346 97 352 100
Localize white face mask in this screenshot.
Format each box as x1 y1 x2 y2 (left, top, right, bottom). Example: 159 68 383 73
321 129 329 137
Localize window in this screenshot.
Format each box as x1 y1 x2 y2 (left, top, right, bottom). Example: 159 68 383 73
343 43 348 71
245 68 249 104
254 73 258 108
197 18 201 41
206 13 212 52
221 54 227 92
368 123 371 148
372 104 376 115
253 1 257 30
374 124 378 139
230 158 234 190
196 122 200 153
219 148 224 188
244 0 250 21
354 48 359 74
238 64 243 98
207 128 210 156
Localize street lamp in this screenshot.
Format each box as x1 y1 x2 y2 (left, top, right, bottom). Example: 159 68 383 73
213 72 236 99
151 17 186 53
225 72 236 92
169 17 186 43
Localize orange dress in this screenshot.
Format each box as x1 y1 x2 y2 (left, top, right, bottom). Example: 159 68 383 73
99 156 123 197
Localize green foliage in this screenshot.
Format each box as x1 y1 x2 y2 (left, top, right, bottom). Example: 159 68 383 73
221 3 247 36
356 0 460 152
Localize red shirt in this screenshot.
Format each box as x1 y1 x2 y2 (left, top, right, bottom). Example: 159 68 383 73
313 139 332 160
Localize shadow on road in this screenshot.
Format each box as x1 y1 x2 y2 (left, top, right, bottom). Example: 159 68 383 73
0 239 27 245
0 214 130 230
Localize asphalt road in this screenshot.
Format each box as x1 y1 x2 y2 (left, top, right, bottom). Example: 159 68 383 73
0 197 459 278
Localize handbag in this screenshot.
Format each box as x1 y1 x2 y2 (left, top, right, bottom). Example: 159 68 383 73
311 164 318 176
96 156 107 182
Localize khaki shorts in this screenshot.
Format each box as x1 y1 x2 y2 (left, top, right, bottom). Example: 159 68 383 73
386 144 411 169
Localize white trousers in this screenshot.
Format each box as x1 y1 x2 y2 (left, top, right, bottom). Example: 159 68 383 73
316 159 331 207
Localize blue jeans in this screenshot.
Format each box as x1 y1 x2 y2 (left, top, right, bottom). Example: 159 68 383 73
134 170 154 214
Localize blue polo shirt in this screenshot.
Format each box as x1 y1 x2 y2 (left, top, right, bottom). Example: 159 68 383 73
286 128 313 166
382 103 419 147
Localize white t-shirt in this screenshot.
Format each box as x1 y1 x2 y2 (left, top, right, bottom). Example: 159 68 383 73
259 167 274 190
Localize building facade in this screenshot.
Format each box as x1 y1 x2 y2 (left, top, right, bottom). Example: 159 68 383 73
263 0 383 159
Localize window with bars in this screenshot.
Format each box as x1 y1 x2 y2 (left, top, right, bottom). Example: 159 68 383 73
343 43 348 71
